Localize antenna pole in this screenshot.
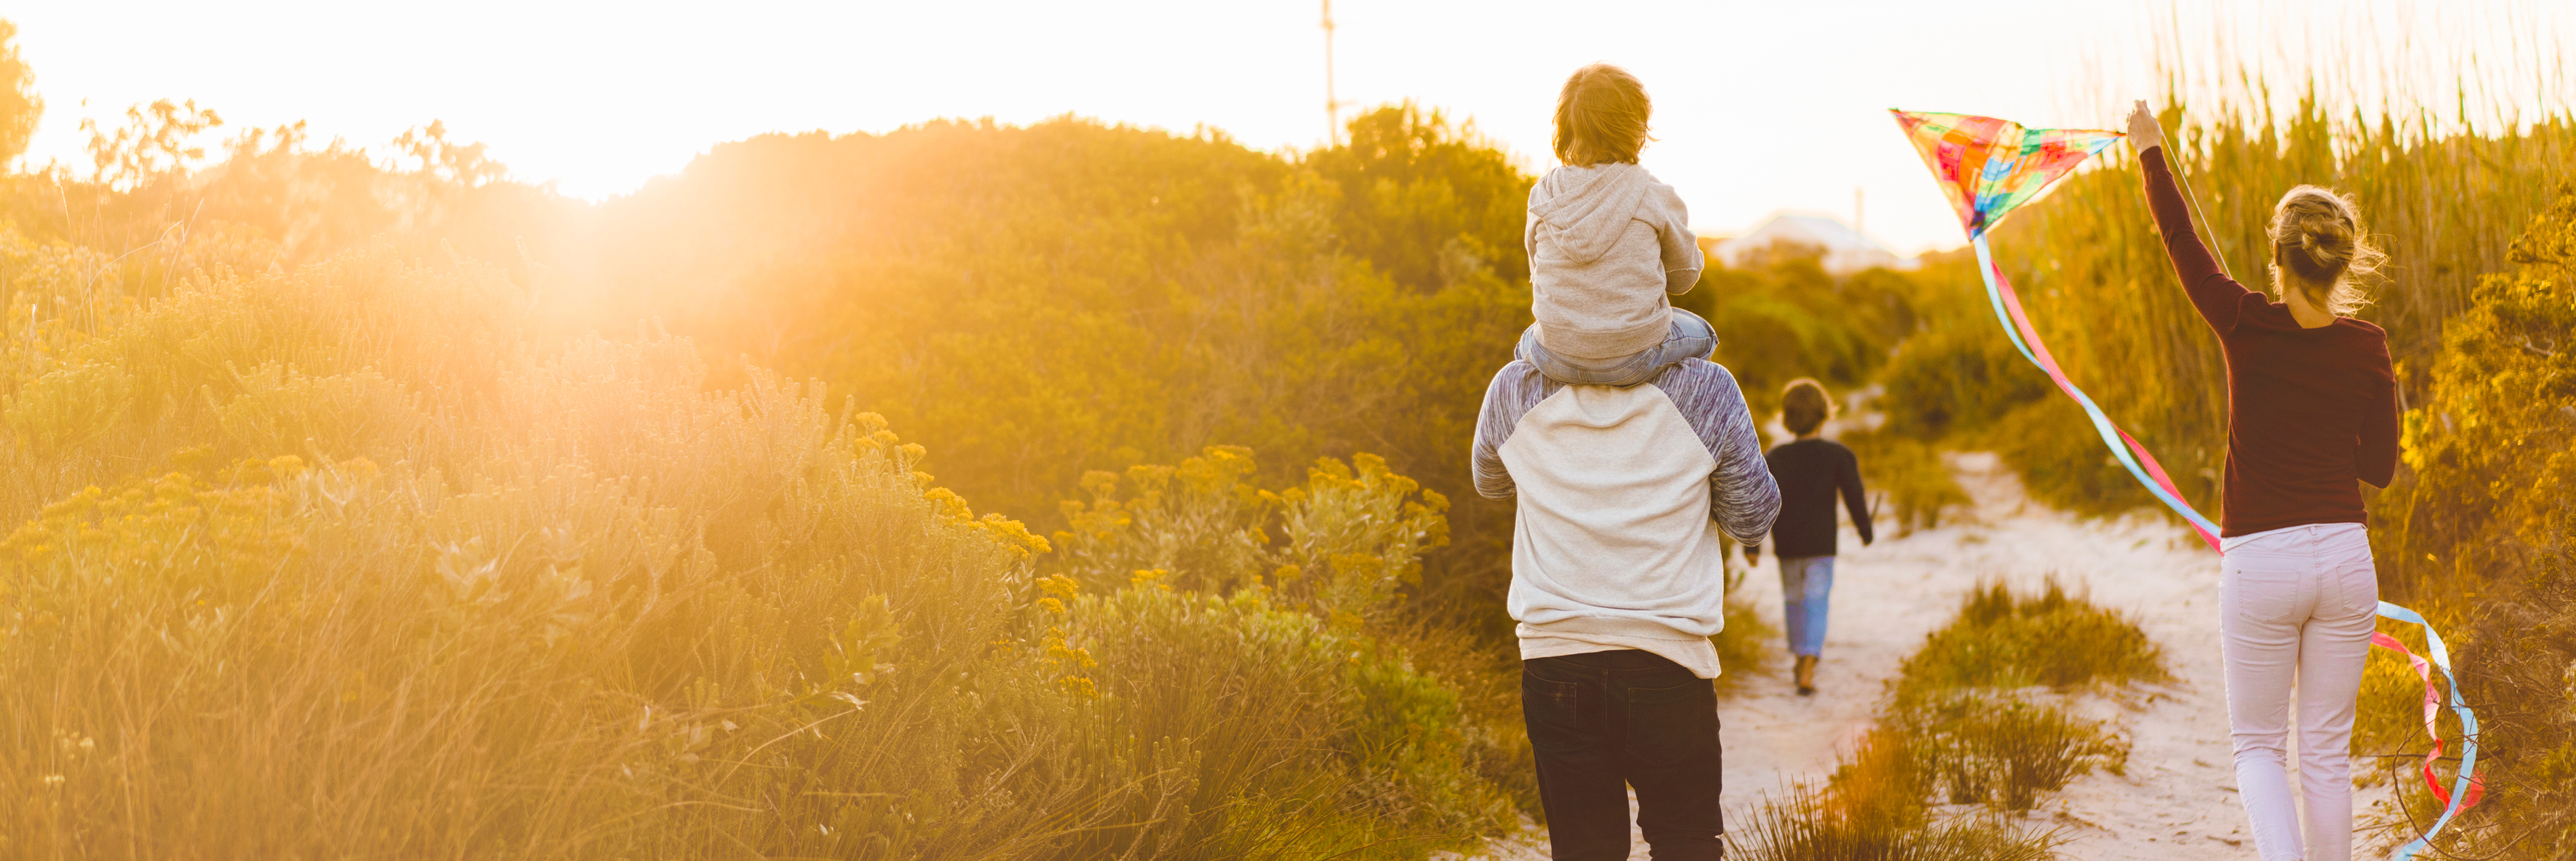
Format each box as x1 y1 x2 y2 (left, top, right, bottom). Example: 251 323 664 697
1323 0 1340 146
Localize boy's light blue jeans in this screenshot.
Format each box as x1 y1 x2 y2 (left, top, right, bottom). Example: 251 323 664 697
1514 308 1718 388
1777 555 1834 657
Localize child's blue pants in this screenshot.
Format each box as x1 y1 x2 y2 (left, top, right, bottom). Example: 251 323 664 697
1777 555 1835 657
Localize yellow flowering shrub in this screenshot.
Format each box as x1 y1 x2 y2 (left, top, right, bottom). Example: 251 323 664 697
1047 445 1449 624
2356 191 2576 850
0 456 309 614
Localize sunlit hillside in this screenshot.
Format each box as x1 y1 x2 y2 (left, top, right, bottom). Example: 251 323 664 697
0 13 2570 858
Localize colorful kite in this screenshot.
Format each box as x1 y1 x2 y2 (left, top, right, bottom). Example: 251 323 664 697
1891 108 2484 860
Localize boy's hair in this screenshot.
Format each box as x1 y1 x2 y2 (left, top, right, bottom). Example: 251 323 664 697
1552 64 1652 166
1782 378 1832 437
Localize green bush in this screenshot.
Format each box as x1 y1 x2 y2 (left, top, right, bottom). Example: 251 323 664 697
1896 579 2171 695
0 248 1512 859
2360 190 2576 856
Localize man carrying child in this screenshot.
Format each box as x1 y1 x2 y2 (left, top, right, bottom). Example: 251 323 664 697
1471 63 1779 860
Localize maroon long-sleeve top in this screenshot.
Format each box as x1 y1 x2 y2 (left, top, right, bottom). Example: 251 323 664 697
2140 147 2400 537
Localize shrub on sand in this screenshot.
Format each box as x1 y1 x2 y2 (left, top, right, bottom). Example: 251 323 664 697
1893 692 2128 811
1897 578 2170 695
1731 578 2162 859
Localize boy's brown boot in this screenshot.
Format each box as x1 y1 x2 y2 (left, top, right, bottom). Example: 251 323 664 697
1794 655 1817 696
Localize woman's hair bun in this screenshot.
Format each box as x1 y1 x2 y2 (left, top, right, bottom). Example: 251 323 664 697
2268 185 2385 315
2297 212 2356 266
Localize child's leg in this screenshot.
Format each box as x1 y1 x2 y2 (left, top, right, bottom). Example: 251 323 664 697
1797 557 1835 656
1518 310 1719 388
1606 308 1718 386
1653 308 1718 365
1777 557 1817 656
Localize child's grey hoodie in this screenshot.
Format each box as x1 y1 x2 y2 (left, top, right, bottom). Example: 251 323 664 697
1525 163 1705 360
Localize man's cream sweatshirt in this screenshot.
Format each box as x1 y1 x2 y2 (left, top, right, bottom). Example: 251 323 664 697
1470 359 1779 678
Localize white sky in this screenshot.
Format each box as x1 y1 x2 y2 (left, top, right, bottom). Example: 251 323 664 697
11 1 2570 255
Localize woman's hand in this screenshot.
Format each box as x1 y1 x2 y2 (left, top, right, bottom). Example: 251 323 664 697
2126 100 2166 154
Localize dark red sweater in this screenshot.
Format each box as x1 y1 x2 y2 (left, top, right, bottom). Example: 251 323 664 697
2141 148 2400 537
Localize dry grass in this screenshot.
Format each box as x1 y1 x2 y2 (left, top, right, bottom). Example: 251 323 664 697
1729 780 2063 861
1729 580 2160 858
1891 692 2128 812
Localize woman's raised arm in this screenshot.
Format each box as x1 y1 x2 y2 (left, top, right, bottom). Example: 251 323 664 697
2127 100 2254 336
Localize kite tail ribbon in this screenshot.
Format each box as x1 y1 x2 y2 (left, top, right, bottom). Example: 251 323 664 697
1968 235 2483 858
1969 235 2219 547
2374 603 2487 860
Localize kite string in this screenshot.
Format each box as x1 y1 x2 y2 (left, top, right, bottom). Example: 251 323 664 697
1969 233 2482 860
2160 134 2236 279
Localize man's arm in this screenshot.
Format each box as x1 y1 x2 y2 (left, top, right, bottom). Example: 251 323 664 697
1742 454 1777 563
1657 361 1780 544
1472 363 1550 500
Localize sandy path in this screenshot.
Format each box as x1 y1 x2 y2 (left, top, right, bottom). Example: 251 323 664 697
1717 450 2258 857
1462 450 2394 859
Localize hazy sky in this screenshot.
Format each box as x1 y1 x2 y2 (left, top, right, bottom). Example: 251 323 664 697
12 1 2568 254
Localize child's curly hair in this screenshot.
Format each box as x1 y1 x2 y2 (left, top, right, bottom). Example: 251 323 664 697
1553 64 1653 166
1782 378 1833 437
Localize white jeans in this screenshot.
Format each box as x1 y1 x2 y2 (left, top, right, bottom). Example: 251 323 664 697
2220 522 2378 861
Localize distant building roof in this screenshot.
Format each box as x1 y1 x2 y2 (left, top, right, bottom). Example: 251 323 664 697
1707 214 1916 275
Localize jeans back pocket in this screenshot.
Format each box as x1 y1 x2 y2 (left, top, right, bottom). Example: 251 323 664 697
1521 673 1588 752
1620 679 1716 759
2222 560 2306 626
2322 556 2381 621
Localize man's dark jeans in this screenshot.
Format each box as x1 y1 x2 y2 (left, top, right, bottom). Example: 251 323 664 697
1523 648 1724 860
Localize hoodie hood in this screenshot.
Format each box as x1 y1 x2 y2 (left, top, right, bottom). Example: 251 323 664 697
1529 163 1658 264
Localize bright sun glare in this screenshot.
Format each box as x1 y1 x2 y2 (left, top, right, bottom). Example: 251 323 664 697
16 1 2568 255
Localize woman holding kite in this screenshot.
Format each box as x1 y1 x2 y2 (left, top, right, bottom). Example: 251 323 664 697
2124 101 2400 861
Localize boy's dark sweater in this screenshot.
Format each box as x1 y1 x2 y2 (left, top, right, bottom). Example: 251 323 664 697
1746 437 1872 559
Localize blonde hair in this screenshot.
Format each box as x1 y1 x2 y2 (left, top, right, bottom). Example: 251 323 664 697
2267 185 2385 316
1782 378 1832 437
1552 64 1652 166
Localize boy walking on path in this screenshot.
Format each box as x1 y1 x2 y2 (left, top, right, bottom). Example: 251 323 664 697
1744 378 1874 696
